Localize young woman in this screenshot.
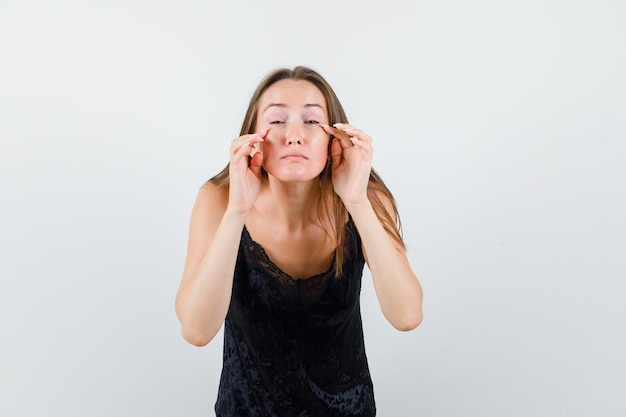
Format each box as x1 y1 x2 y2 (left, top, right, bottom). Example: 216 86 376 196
175 66 423 416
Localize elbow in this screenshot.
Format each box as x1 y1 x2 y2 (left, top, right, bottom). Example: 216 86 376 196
391 310 423 332
181 326 215 347
176 310 218 347
383 289 423 331
175 299 218 347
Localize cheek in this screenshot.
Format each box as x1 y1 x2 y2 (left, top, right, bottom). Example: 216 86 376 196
260 138 279 156
318 134 331 156
314 138 331 165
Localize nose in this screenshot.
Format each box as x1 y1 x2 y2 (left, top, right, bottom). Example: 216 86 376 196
284 122 304 145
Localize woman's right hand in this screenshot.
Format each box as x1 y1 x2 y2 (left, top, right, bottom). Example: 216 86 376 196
226 128 269 216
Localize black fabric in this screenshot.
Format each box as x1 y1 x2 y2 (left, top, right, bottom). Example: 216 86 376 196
215 219 376 417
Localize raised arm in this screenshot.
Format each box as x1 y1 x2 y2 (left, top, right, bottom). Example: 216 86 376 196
175 184 243 346
175 130 267 346
324 123 423 331
348 193 423 331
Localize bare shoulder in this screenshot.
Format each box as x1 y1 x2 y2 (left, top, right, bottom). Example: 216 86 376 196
189 181 230 237
195 181 229 217
181 182 229 280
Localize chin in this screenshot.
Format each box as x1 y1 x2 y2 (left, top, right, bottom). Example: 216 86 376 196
273 174 319 183
266 169 323 183
264 160 327 182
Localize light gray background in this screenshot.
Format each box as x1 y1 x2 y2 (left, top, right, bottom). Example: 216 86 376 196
1 0 625 416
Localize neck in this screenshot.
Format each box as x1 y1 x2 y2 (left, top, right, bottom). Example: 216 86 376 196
260 176 322 232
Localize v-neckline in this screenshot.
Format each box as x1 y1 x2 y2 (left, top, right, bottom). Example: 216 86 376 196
242 226 336 282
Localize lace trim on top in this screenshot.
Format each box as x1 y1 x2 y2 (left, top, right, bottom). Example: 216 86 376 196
241 226 338 306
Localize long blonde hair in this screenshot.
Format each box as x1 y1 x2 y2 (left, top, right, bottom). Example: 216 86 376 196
209 66 404 276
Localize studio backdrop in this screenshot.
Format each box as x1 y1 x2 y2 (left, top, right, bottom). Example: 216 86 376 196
1 1 625 416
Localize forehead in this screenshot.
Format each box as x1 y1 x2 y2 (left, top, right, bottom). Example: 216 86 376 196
259 79 327 110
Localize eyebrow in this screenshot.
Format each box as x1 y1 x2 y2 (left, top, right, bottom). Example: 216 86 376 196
262 103 325 113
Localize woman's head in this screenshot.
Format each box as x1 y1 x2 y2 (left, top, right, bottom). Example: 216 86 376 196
240 66 348 183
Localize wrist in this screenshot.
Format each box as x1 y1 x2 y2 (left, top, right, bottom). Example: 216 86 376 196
343 196 373 216
222 206 250 224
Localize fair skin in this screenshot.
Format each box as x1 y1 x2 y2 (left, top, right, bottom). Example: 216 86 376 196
175 79 423 346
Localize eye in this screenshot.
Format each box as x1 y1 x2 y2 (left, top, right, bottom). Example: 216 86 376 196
270 120 285 125
305 120 320 125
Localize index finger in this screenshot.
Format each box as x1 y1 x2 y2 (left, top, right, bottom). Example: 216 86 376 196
321 124 354 149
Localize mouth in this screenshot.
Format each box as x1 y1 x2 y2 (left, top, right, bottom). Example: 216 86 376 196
281 153 308 160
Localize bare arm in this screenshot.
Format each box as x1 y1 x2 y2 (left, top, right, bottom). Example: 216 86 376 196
348 196 423 331
174 184 246 346
324 122 423 331
175 130 268 346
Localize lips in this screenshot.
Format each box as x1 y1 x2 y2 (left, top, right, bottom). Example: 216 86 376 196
281 153 308 160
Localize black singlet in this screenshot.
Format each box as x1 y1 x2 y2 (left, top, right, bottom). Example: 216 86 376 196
215 219 376 417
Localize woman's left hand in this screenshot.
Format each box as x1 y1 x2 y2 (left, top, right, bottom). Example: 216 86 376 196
321 123 373 208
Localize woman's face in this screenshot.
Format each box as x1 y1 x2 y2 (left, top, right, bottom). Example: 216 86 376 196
256 79 331 183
